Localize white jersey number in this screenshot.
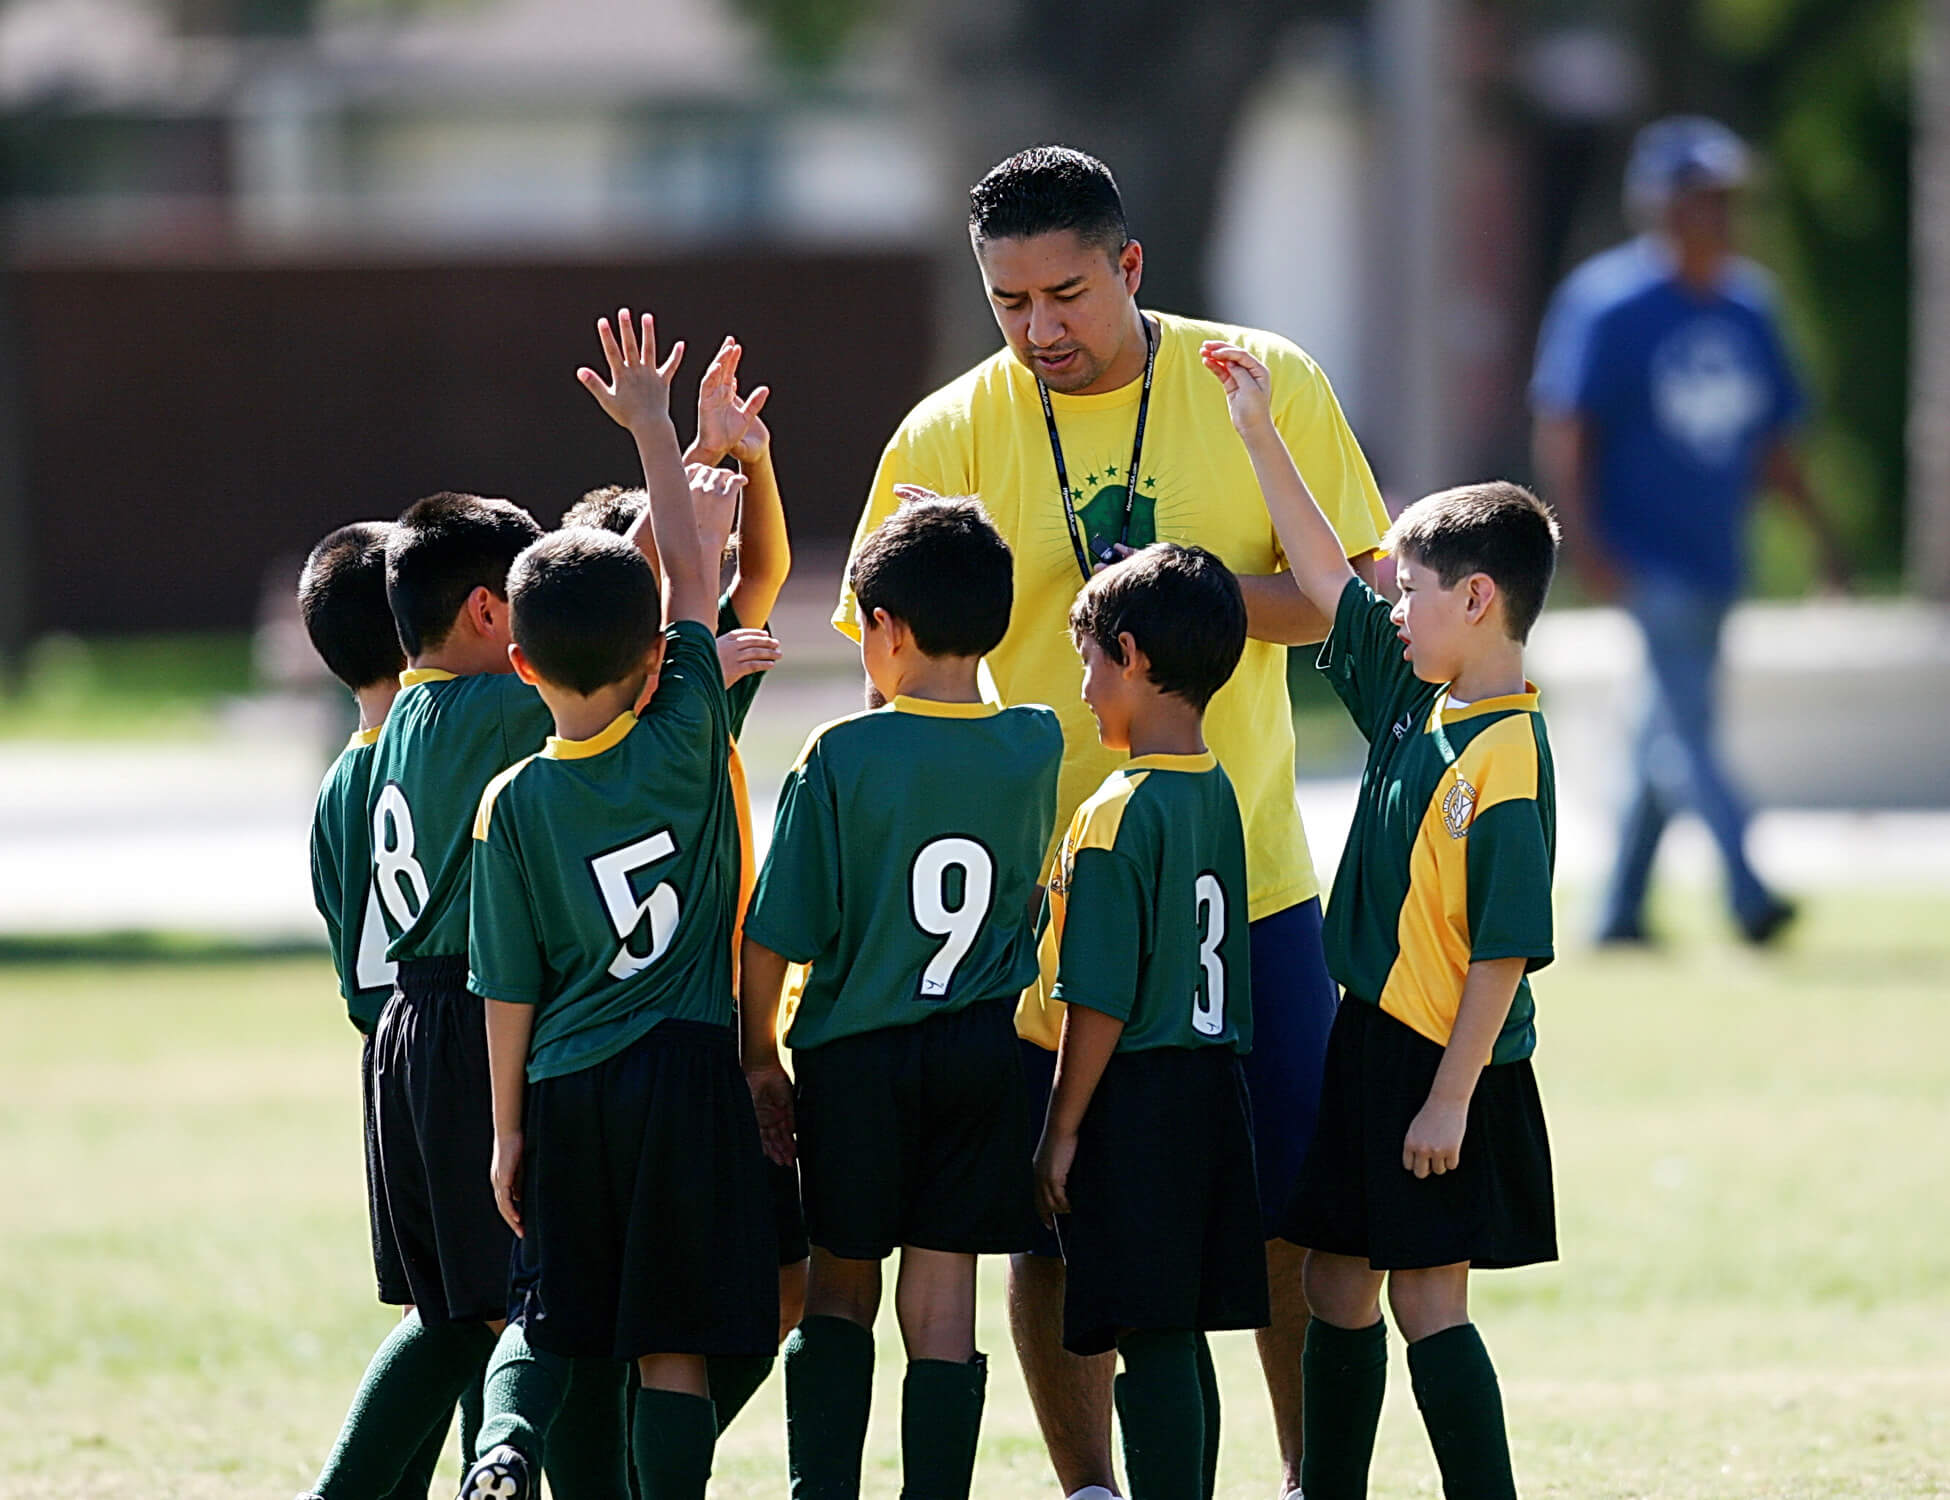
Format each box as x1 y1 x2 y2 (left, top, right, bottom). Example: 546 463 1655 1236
590 830 682 980
353 881 398 992
372 782 431 932
1192 872 1227 1036
910 837 996 999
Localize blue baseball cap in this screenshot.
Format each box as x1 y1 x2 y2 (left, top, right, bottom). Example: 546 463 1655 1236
1625 116 1749 221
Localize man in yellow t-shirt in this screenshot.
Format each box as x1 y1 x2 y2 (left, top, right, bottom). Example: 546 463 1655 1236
834 146 1389 1500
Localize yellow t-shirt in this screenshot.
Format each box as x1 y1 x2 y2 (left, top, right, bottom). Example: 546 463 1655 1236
834 311 1387 1002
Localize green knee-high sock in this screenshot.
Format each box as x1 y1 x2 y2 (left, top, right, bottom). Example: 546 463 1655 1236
1408 1324 1516 1500
785 1315 876 1499
543 1358 632 1500
1193 1333 1220 1500
706 1354 775 1434
381 1409 453 1500
459 1377 485 1466
899 1355 986 1500
475 1321 573 1467
312 1313 497 1500
1300 1318 1388 1500
630 1387 716 1500
1113 1329 1205 1500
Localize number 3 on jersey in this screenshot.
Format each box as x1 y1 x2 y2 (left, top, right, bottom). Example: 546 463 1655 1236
1192 872 1226 1036
590 830 682 980
910 837 996 999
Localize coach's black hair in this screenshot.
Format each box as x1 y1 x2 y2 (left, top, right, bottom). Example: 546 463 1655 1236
385 492 544 658
561 484 647 536
1070 544 1246 712
849 496 1014 660
507 529 662 697
968 146 1128 256
1384 482 1562 643
298 522 406 691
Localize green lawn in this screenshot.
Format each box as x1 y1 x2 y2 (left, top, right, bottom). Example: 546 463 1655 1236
2 890 1947 1498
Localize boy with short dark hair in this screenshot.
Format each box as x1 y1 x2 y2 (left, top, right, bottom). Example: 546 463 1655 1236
740 495 1062 1500
1206 341 1559 1500
1031 541 1268 1500
299 521 478 1500
458 310 780 1500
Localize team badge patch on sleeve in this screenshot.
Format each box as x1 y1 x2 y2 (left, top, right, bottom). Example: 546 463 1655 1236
1442 774 1478 839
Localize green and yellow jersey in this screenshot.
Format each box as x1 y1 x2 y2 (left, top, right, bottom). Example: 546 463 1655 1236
468 621 739 1082
836 311 1390 922
1319 578 1555 1065
744 698 1063 1051
309 727 395 1031
367 668 553 964
1035 754 1252 1055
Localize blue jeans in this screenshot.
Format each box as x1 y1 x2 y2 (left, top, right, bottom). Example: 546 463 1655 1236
1598 576 1774 935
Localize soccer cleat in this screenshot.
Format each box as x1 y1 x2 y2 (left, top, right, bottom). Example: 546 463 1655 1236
1740 896 1798 947
457 1444 532 1500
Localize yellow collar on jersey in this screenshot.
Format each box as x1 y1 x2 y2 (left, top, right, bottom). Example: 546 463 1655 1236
348 725 383 749
399 667 458 688
1126 750 1217 774
889 696 999 720
1432 684 1541 729
542 712 638 760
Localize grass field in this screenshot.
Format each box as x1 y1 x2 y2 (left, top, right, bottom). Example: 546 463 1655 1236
3 889 1947 1500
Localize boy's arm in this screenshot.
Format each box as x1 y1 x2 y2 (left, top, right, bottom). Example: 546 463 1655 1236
738 937 795 1166
1202 341 1357 619
693 337 792 627
1034 1003 1125 1222
1401 956 1526 1179
485 998 536 1235
577 309 721 629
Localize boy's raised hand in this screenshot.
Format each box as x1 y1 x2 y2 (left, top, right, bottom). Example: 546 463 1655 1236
1201 341 1275 435
688 461 748 566
717 628 782 686
578 308 685 434
694 337 773 466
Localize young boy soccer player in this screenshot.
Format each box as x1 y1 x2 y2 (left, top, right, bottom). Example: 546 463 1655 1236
739 496 1063 1500
300 522 480 1500
458 309 779 1500
1204 341 1559 1500
1032 542 1268 1500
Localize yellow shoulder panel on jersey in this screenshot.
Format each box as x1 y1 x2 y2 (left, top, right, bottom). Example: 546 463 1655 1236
472 754 539 842
1071 767 1147 856
1451 712 1540 817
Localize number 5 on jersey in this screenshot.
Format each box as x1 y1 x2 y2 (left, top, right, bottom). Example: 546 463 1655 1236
910 837 996 999
590 830 683 980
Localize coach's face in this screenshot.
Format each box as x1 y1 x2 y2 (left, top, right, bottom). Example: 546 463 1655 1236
973 230 1145 395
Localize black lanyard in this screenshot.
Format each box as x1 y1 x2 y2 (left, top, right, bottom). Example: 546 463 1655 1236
1039 313 1158 583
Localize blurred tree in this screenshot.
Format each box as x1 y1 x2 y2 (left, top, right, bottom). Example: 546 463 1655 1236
732 0 886 71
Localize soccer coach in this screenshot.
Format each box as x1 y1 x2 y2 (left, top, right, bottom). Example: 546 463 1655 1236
833 146 1389 1499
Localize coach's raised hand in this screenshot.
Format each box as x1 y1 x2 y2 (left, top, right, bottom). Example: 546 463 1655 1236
578 307 685 435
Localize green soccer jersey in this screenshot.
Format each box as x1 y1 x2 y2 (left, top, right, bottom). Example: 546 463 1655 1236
744 697 1063 1051
469 621 739 1082
367 667 554 964
1318 578 1556 1064
1045 754 1253 1055
309 726 396 1031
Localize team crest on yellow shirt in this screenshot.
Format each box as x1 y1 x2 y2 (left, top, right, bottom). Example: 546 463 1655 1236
1442 774 1478 839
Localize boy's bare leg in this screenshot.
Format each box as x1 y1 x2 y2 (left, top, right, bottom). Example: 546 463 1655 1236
632 1354 715 1498
1302 1250 1383 1329
788 1250 882 1496
1298 1251 1391 1500
1255 1237 1311 1495
779 1257 809 1344
1386 1263 1469 1343
897 1248 987 1500
895 1247 977 1362
1007 1252 1119 1495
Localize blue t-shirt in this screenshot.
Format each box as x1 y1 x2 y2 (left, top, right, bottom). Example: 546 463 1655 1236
1531 237 1804 596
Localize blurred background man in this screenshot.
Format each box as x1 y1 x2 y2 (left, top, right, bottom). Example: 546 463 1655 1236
1530 115 1853 946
